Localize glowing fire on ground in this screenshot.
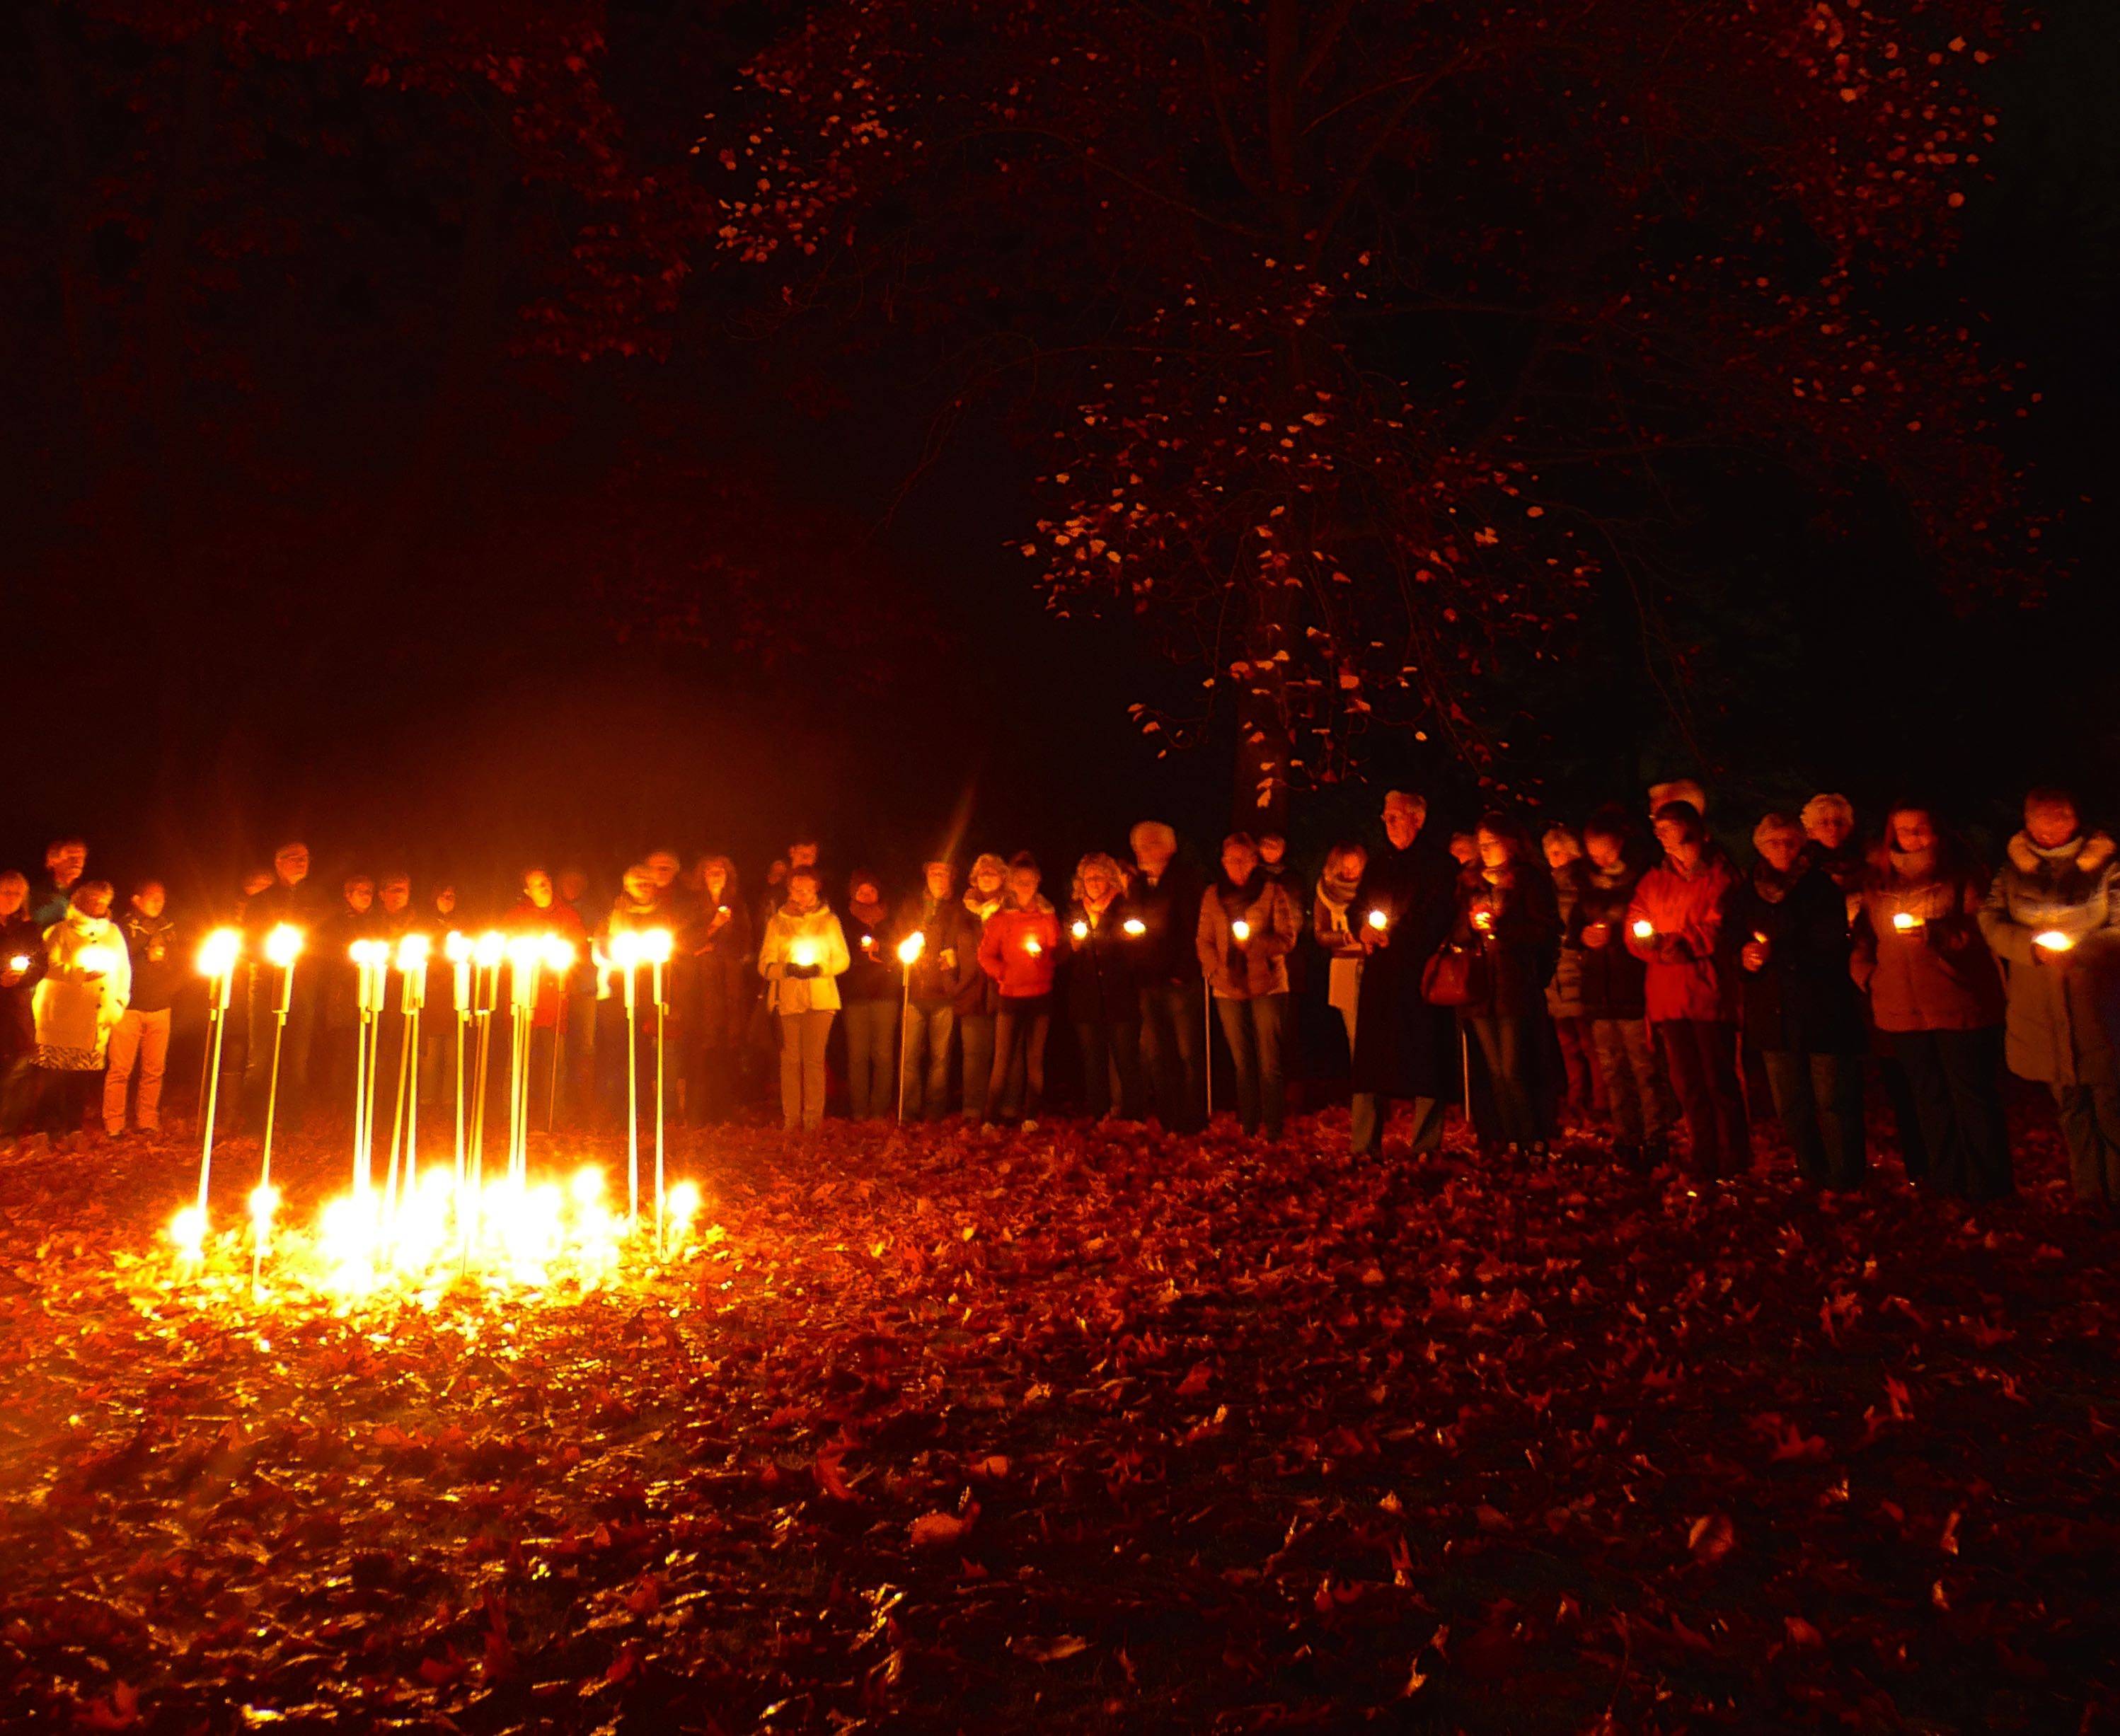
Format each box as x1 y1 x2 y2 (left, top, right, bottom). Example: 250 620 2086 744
168 1165 708 1303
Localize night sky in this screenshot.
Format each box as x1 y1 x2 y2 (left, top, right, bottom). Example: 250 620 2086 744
4 1 2116 913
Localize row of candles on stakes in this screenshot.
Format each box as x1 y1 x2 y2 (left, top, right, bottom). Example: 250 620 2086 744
173 922 696 1288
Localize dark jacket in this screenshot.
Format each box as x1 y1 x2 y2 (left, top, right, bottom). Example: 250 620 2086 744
1064 896 1140 1024
894 891 979 1007
841 900 901 1002
1127 859 1205 989
1349 839 1461 1099
1851 843 2003 1034
1448 858 1560 1019
0 910 41 1057
1731 864 1865 1054
691 891 755 1048
1571 857 1649 1020
120 910 181 1015
953 890 1006 1019
1546 859 1590 1018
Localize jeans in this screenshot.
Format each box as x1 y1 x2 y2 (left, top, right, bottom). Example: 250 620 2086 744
1761 1050 1866 1188
1465 1012 1540 1148
104 1007 171 1133
1213 995 1284 1135
1890 1029 2010 1200
990 995 1052 1121
842 998 899 1119
1656 1019 1751 1179
1349 1092 1445 1157
1073 1017 1145 1120
959 1013 997 1123
901 1002 956 1120
1552 1014 1604 1125
778 1009 835 1130
1139 980 1204 1132
2053 1082 2120 1206
1590 1017 1673 1150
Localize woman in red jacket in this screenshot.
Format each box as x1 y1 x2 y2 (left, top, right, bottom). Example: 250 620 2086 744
979 852 1061 1130
1851 805 2008 1198
1626 800 1750 1179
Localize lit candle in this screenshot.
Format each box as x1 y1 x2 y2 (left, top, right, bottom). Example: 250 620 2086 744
1023 935 1043 957
1123 918 1147 937
897 932 926 966
396 932 431 1011
265 923 303 1012
610 930 643 1009
1232 920 1252 943
196 927 243 1009
1631 918 1656 941
76 944 122 978
473 930 507 1011
639 927 673 1006
445 930 473 1012
1891 912 1923 934
6 954 28 973
1470 910 1492 934
1071 919 1090 941
788 939 817 970
2034 930 2076 953
1367 909 1390 932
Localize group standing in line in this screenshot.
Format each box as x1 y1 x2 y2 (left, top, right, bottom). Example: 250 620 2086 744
2 780 2114 1213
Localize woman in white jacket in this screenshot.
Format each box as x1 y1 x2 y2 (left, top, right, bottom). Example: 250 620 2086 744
33 881 130 1136
757 867 850 1131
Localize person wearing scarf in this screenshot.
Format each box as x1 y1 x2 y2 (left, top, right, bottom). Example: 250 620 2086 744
1979 787 2120 1207
840 872 901 1120
757 867 851 1133
1734 814 1867 1189
686 857 753 1125
1852 806 2007 1199
1626 800 1749 1180
1311 844 1369 1056
1197 832 1301 1139
954 854 1010 1124
1065 852 1147 1121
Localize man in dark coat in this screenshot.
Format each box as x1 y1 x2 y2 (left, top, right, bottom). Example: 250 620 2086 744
1129 821 1206 1133
1349 791 1460 1156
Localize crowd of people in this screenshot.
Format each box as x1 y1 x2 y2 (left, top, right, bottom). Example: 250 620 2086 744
1 780 2115 1212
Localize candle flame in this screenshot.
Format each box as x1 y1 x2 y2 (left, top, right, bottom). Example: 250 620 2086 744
473 930 507 970
265 923 304 968
1023 937 1043 956
76 944 122 976
789 940 817 968
6 954 28 973
2034 930 2076 953
249 1184 281 1229
1366 909 1390 931
395 932 431 973
1071 920 1090 941
609 930 644 969
169 1206 205 1261
1631 919 1656 940
638 928 674 966
196 927 243 978
541 934 577 973
1891 911 1922 933
897 932 926 966
444 929 474 964
1231 920 1251 942
1123 918 1147 937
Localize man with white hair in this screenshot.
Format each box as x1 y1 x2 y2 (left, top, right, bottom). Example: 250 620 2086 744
1129 821 1205 1132
1349 791 1460 1156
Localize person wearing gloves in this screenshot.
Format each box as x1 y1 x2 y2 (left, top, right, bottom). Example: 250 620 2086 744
1626 800 1749 1180
979 853 1061 1130
1197 832 1302 1140
1979 788 2120 1208
33 881 130 1138
1064 852 1146 1122
955 854 1010 1124
756 867 850 1133
1851 806 2008 1200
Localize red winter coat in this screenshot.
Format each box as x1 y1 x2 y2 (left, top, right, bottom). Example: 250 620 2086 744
979 900 1061 999
1625 850 1741 1023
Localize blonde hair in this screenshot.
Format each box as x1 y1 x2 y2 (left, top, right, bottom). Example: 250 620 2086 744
1801 792 1854 833
1648 778 1708 817
1752 811 1804 848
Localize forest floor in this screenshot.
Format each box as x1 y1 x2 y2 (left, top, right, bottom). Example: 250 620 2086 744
0 1107 2115 1734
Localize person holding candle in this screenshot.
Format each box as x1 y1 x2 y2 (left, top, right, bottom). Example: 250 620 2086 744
1312 843 1370 1060
841 872 900 1120
895 860 975 1121
1542 825 1604 1134
0 872 45 1134
686 856 754 1125
30 838 88 929
1733 814 1867 1189
1625 800 1749 1181
758 865 850 1133
1978 788 2120 1207
979 853 1061 1130
1197 833 1302 1140
1444 816 1562 1155
1850 806 2007 1198
1065 852 1146 1123
1128 821 1206 1134
955 853 1011 1125
103 881 179 1139
30 880 129 1138
1574 809 1673 1169
1349 791 1460 1158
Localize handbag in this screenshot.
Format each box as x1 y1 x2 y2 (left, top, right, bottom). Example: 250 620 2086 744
1422 940 1487 1007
